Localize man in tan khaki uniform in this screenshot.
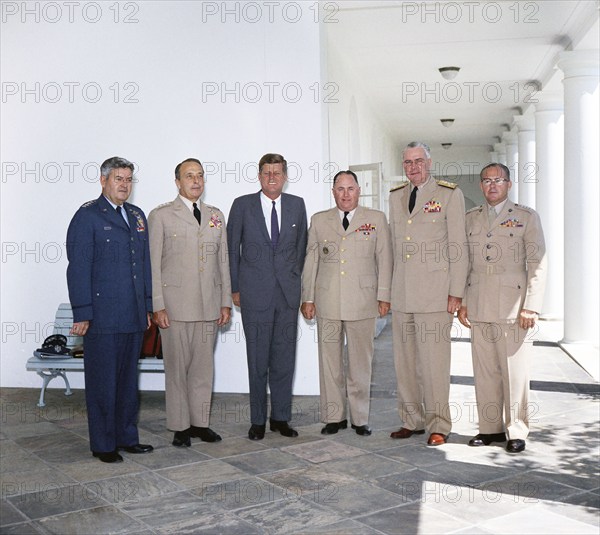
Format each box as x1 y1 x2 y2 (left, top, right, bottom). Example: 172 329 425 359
149 158 231 447
301 170 392 436
389 142 468 446
458 163 546 454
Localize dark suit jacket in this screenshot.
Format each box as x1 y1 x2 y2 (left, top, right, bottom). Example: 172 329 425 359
66 195 152 333
227 192 308 311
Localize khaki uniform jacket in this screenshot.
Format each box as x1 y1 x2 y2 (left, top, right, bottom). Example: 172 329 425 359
302 205 392 321
464 200 546 322
148 196 232 321
389 178 468 313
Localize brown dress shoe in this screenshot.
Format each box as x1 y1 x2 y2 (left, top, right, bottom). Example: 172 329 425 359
427 433 447 446
390 427 425 439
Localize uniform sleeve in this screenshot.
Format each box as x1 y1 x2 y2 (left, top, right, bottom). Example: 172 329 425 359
447 188 469 298
218 211 233 308
148 209 165 312
66 209 94 323
523 210 547 313
301 215 319 303
376 212 393 302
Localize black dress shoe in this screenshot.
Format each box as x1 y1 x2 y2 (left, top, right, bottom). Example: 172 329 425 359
92 451 123 463
269 419 299 437
173 430 191 447
351 424 372 436
119 443 154 454
321 420 348 435
248 424 266 440
468 432 507 447
506 439 526 453
189 426 222 442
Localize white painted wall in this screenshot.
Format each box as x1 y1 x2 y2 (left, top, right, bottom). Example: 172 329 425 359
1 1 330 394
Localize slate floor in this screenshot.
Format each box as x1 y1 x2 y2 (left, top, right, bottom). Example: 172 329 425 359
1 319 599 534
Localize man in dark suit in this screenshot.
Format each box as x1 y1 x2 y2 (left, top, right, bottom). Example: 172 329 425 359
227 153 308 440
67 156 153 463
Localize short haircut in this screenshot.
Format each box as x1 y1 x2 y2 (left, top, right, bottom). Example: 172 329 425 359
332 170 359 185
480 163 510 181
100 157 134 178
258 153 287 175
175 158 203 180
403 141 431 159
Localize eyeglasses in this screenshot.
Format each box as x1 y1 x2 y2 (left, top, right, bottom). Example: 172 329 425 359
403 159 426 167
112 176 133 184
481 178 509 186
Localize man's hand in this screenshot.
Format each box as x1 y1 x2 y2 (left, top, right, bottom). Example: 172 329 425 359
217 307 231 326
519 309 538 330
447 295 462 314
70 321 89 336
232 292 241 307
378 301 390 317
457 306 471 329
301 302 316 320
153 309 170 329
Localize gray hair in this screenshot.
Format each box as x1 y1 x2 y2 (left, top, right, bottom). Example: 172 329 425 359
404 141 431 159
100 156 134 178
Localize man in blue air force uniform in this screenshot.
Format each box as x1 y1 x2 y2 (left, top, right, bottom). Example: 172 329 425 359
66 156 153 463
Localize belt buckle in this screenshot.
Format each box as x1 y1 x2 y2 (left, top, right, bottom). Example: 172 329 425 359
486 264 494 275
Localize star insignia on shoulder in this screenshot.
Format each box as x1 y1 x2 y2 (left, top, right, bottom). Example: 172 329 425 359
436 179 458 189
390 182 409 192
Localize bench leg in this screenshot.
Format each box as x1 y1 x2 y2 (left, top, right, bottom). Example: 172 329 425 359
36 370 73 407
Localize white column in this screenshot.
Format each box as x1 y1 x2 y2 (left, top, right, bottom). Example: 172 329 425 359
494 142 507 166
502 131 519 202
489 150 498 163
514 114 536 208
534 93 564 320
557 50 600 344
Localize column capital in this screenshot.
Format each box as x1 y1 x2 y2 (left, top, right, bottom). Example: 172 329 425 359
557 50 600 78
534 91 564 113
501 130 518 145
513 114 536 132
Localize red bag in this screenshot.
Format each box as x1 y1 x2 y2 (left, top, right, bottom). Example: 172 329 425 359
140 322 162 359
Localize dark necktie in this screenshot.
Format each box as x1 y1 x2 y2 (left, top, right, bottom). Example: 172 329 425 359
271 200 279 248
408 186 418 213
193 202 202 226
342 211 349 231
116 205 129 227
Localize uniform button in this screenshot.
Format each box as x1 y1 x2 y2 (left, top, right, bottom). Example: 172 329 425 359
486 244 491 249
432 219 436 223
340 248 345 252
341 271 345 275
487 232 492 238
106 239 110 242
406 254 411 259
131 250 135 254
408 220 412 224
163 283 167 287
200 268 204 272
133 275 137 279
406 236 411 241
131 237 134 241
132 262 136 267
486 256 491 261
342 237 346 241
341 260 346 264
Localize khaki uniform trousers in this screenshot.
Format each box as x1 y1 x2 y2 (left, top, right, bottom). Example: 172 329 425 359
471 321 531 440
317 317 376 426
392 311 453 435
160 320 217 431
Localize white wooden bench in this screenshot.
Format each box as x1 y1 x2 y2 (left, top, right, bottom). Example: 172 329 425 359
27 304 164 407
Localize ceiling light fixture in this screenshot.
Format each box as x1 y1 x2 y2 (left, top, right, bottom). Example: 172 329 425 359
441 143 452 150
440 119 455 128
439 66 460 80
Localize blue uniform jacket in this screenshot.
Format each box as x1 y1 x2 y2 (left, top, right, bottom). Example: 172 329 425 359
66 195 152 333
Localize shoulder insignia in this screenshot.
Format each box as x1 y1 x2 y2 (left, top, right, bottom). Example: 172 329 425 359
390 182 409 192
153 201 173 210
466 205 482 214
513 203 534 213
206 204 221 212
436 179 458 189
80 199 97 208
